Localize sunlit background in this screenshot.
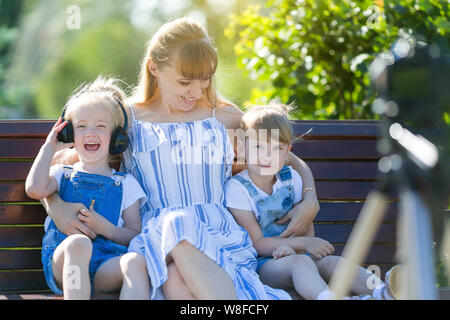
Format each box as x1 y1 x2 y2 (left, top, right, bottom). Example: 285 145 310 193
0 0 448 121
0 0 268 119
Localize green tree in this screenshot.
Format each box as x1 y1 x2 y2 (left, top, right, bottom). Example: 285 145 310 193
0 0 24 118
226 0 449 119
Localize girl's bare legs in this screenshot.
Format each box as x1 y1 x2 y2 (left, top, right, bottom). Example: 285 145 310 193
52 234 93 299
93 252 150 300
168 240 237 300
163 263 197 299
314 255 381 295
258 254 329 300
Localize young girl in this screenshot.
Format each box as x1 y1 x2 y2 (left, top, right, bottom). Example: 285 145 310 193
25 76 150 299
224 102 398 300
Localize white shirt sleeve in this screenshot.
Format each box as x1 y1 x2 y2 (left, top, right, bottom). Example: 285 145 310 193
290 167 303 205
120 174 147 211
118 174 148 227
224 178 254 212
49 164 64 191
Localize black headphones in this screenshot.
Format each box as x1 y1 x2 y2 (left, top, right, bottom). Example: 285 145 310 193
57 98 129 155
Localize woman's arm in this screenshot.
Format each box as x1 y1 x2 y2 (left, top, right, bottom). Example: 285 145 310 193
228 207 333 259
228 207 308 256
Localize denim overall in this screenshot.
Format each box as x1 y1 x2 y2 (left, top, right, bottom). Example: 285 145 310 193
41 166 128 294
232 166 295 271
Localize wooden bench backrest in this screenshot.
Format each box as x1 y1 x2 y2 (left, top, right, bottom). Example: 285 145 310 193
0 120 397 293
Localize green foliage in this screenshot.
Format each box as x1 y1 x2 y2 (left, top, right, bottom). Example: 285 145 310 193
34 19 147 118
226 0 449 119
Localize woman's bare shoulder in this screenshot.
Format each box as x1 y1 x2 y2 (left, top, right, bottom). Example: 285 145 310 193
215 103 243 129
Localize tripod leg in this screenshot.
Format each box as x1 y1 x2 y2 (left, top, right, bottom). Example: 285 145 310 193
399 189 438 299
442 220 450 287
329 190 389 300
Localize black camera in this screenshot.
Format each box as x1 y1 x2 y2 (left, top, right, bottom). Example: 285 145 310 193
370 37 450 265
370 37 449 144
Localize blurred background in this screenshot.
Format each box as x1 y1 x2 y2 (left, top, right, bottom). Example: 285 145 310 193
0 0 448 121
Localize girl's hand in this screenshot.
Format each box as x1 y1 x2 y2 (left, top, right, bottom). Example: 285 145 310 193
272 245 296 260
45 117 74 152
77 205 113 238
303 237 334 260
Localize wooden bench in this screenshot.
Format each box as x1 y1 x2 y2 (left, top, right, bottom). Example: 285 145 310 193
0 119 446 299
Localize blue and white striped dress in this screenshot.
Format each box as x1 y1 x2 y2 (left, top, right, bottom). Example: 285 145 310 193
122 107 291 300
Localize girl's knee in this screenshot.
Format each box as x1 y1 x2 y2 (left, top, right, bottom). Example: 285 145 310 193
120 252 147 276
64 234 93 258
290 254 316 268
318 255 342 267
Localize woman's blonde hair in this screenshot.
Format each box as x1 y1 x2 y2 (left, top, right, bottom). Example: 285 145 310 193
64 75 127 129
241 101 295 145
132 17 226 107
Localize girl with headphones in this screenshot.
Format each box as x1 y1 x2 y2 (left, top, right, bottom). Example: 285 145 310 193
25 76 150 299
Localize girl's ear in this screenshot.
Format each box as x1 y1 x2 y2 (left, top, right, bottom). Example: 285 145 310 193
288 144 292 153
147 58 158 77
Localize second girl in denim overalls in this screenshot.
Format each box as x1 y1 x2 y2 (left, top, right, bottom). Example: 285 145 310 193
225 102 396 300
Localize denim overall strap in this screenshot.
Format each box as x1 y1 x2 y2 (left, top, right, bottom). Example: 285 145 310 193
257 167 295 237
232 175 260 198
278 166 295 199
112 169 125 186
278 166 292 182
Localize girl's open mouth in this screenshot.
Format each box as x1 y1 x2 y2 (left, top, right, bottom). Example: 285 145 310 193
84 142 100 151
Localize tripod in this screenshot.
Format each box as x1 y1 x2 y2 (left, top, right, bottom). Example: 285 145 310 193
327 120 447 300
327 36 450 300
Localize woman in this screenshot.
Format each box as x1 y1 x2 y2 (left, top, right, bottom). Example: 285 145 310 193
42 17 320 299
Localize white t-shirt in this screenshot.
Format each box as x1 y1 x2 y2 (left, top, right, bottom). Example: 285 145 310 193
44 164 147 231
224 166 303 221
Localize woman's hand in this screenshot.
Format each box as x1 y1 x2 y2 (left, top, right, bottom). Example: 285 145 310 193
41 193 96 238
303 237 334 260
276 192 319 237
272 245 296 260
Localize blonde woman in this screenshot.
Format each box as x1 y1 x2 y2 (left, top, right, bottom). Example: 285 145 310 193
42 18 320 300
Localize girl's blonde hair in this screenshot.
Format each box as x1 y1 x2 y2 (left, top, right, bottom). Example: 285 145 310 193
132 17 227 107
241 101 295 145
64 75 127 129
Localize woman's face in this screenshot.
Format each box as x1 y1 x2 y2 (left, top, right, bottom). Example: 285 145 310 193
150 59 211 112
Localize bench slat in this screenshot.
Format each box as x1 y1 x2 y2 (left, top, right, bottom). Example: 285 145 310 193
292 140 379 159
315 223 396 243
0 271 47 291
0 227 44 248
0 138 380 160
0 121 53 138
0 250 42 269
0 223 395 248
0 120 380 138
0 180 383 202
316 202 397 222
0 202 397 225
0 204 46 224
0 160 380 181
0 162 33 181
0 139 44 159
291 121 381 138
